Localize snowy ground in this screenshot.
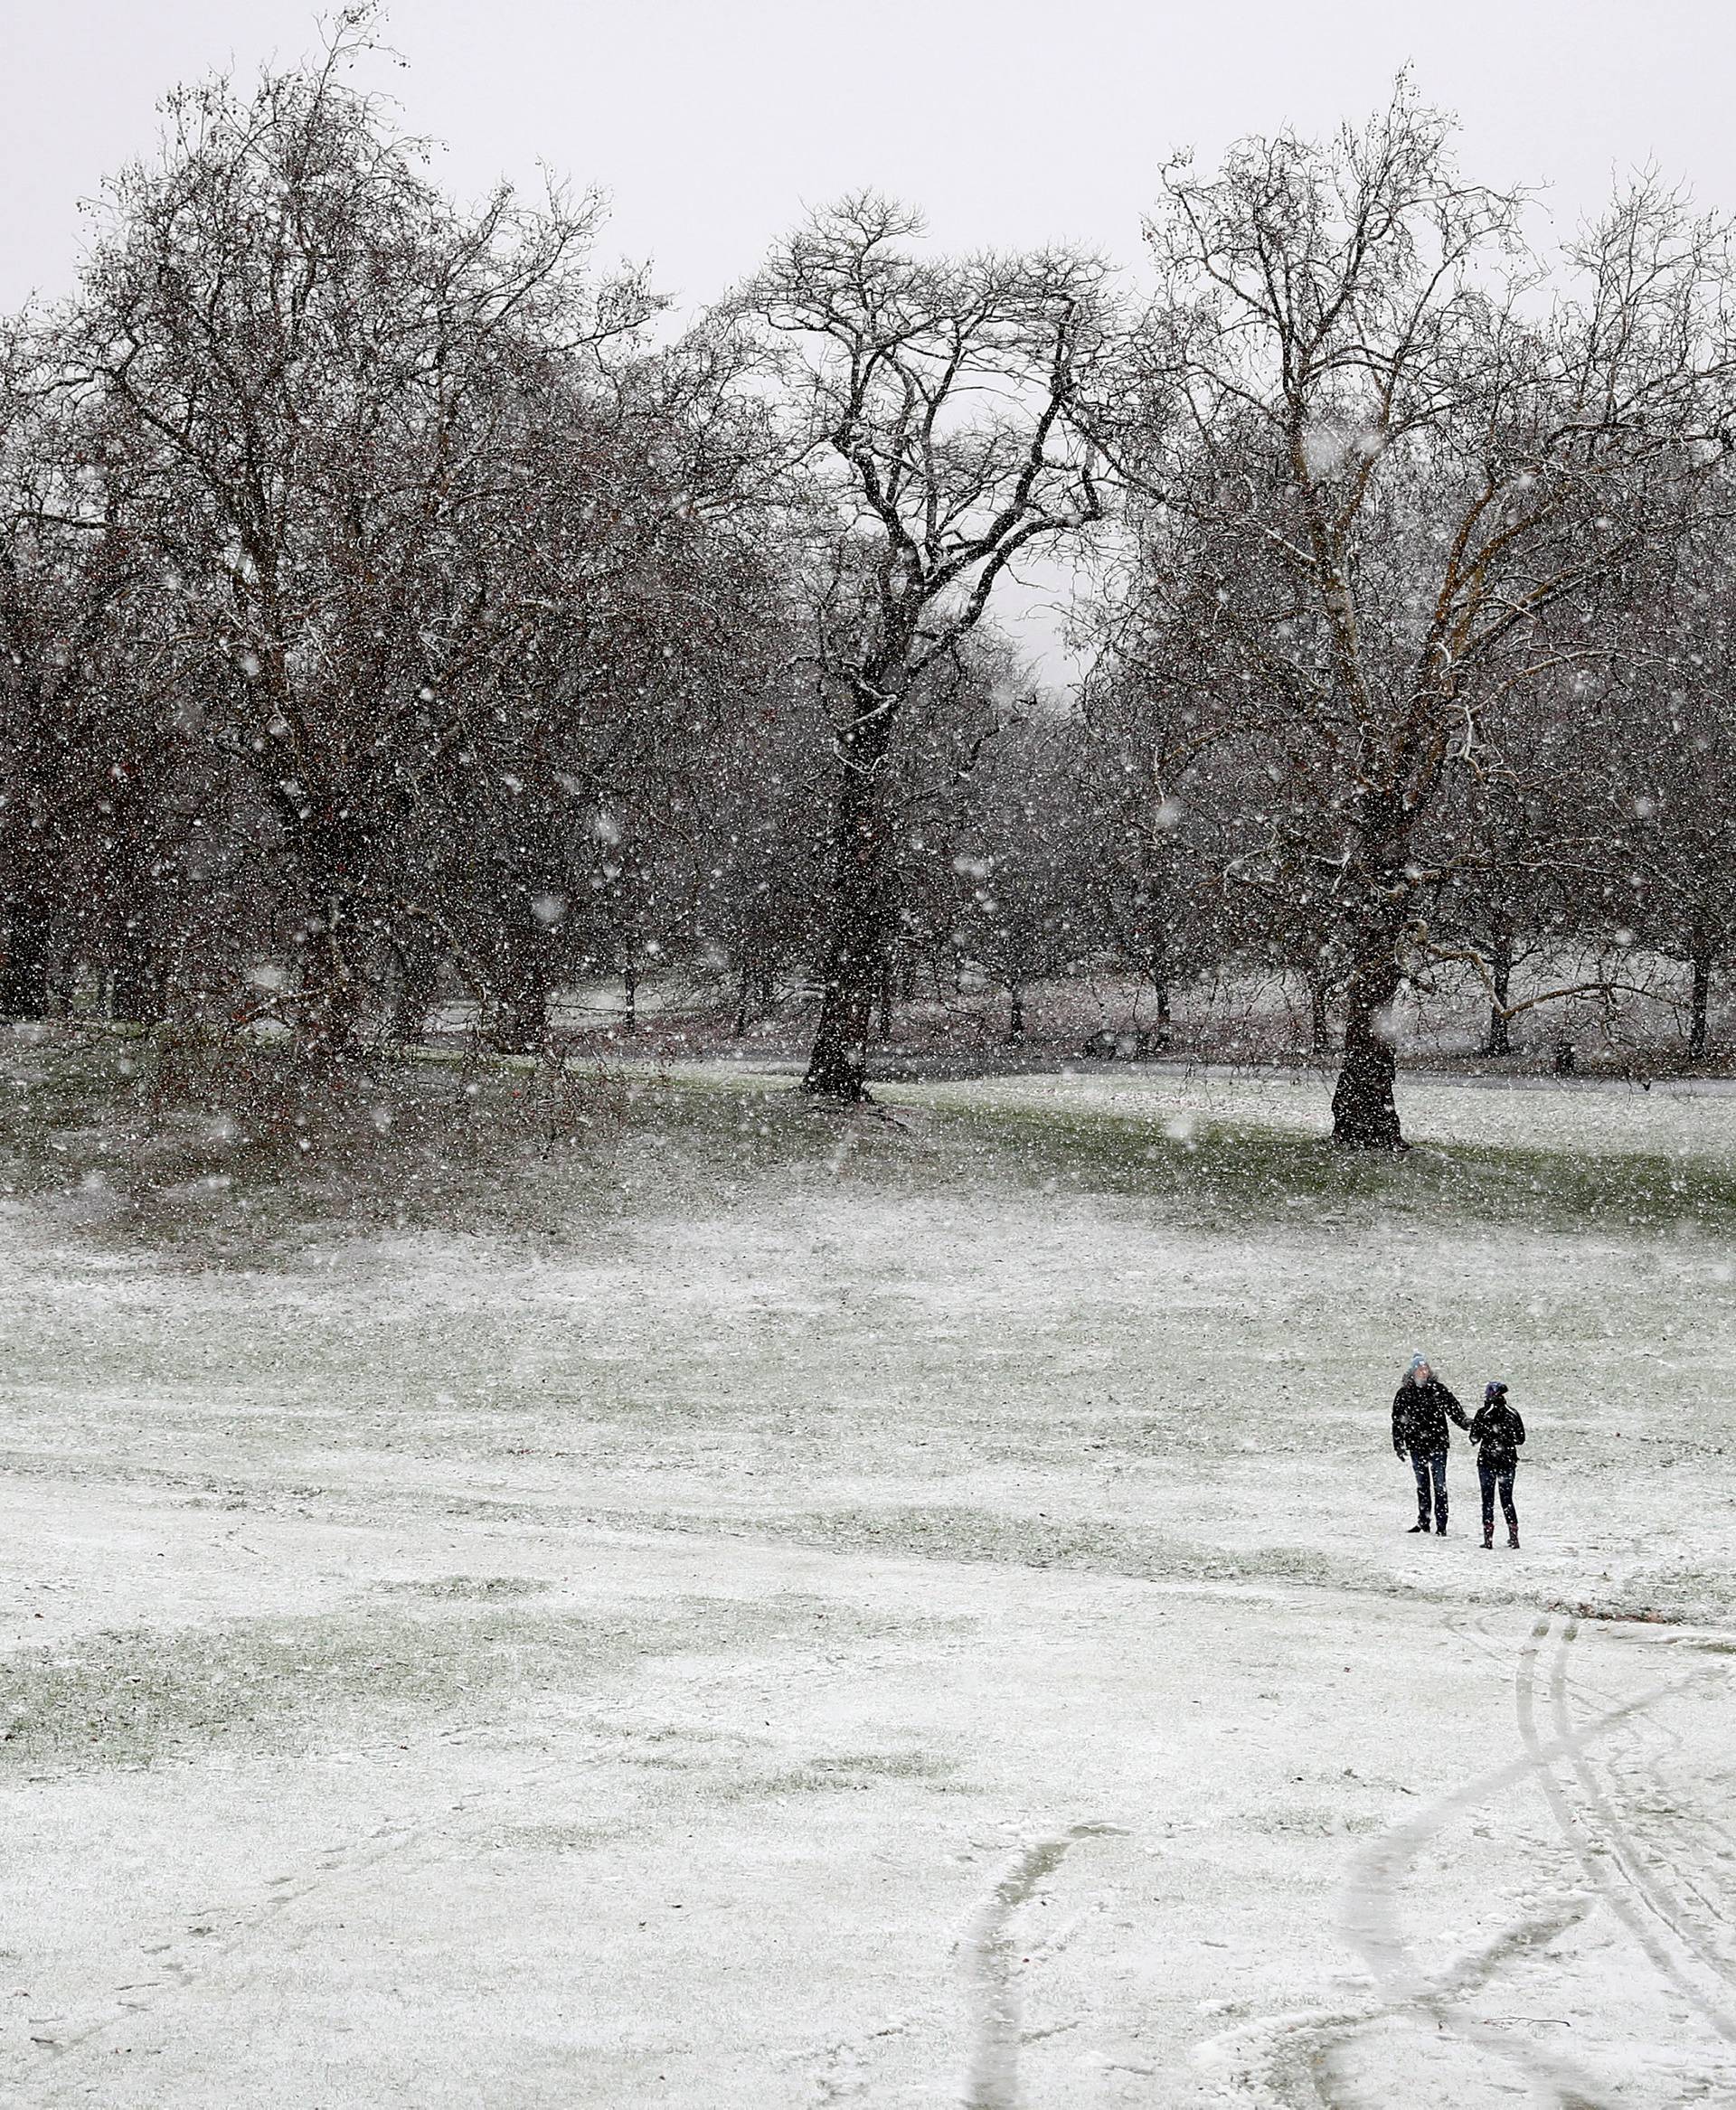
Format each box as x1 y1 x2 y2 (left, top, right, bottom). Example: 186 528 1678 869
4 1062 1735 2107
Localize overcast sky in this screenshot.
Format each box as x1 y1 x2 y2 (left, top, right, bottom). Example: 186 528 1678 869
5 0 1734 314
5 0 1730 683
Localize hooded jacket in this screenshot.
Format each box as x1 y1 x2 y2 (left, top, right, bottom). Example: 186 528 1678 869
1392 1372 1469 1456
1469 1398 1526 1469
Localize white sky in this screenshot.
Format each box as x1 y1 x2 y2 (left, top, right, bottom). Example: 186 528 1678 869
4 0 1731 681
5 0 1732 313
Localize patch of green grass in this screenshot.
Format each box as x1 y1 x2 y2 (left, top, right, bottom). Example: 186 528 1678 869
883 1090 1736 1234
747 1750 961 1798
671 1068 1736 1234
582 1500 1451 1603
7 1029 1732 1253
0 1604 615 1767
1 1026 714 1252
0 1589 941 1770
372 1575 554 1601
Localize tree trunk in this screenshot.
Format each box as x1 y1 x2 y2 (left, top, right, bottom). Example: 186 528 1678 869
1689 943 1712 1060
1132 843 1175 1046
1307 970 1330 1059
804 682 901 1099
0 890 53 1019
297 929 365 1073
877 950 895 1041
1146 928 1172 1038
1006 984 1026 1043
293 819 370 1075
1330 944 1405 1149
732 960 752 1039
1483 925 1514 1057
109 918 165 1026
493 900 551 1055
621 957 637 1035
390 928 439 1045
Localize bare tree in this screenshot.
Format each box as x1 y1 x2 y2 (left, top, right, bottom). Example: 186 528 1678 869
0 327 190 1021
72 18 627 1068
1108 83 1736 1143
1601 514 1736 1059
733 197 1111 1097
948 706 1099 1044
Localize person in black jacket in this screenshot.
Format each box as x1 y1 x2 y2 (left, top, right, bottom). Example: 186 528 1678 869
1469 1380 1526 1549
1392 1355 1470 1534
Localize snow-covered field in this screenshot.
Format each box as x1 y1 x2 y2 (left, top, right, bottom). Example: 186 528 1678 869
4 1063 1734 2106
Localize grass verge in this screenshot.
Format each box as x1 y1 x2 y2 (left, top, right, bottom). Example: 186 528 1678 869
5 1025 1734 1255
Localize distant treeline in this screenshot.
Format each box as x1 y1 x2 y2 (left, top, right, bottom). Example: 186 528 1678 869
4 16 1734 1144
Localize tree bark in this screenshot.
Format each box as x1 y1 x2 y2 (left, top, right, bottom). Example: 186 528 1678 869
109 918 165 1026
298 933 365 1071
1146 928 1172 1036
1307 970 1330 1059
0 891 54 1019
732 960 752 1039
803 683 900 1099
1483 925 1514 1057
1006 984 1026 1043
293 817 370 1074
492 900 551 1055
1689 942 1712 1060
1330 943 1405 1148
390 928 439 1045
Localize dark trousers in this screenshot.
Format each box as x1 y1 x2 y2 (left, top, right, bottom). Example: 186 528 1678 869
1478 1459 1519 1541
1410 1450 1448 1529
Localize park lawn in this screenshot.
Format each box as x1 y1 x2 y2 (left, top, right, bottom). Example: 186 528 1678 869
2 1045 1733 2106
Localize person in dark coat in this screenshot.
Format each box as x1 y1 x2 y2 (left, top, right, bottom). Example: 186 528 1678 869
1392 1355 1469 1534
1469 1380 1526 1549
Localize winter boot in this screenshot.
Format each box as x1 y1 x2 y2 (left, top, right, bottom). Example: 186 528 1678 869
1481 1531 1494 1550
1407 1521 1429 1533
1507 1532 1520 1550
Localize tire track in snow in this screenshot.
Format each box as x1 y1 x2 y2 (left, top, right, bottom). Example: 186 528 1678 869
1456 1606 1736 1959
960 1822 1126 2110
1198 1613 1605 2110
1205 1898 1598 2110
1603 1651 1736 1942
1338 1633 1724 2110
1550 1619 1736 1989
1522 1615 1736 2045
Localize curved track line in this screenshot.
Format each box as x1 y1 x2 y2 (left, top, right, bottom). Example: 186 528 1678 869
1459 1609 1736 1964
1200 1899 1593 2110
1342 1639 1717 2110
1553 1619 1736 1966
1535 1617 1736 2043
960 1823 1126 2110
1192 2003 1373 2110
1455 1608 1736 1936
1510 1612 1736 2042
